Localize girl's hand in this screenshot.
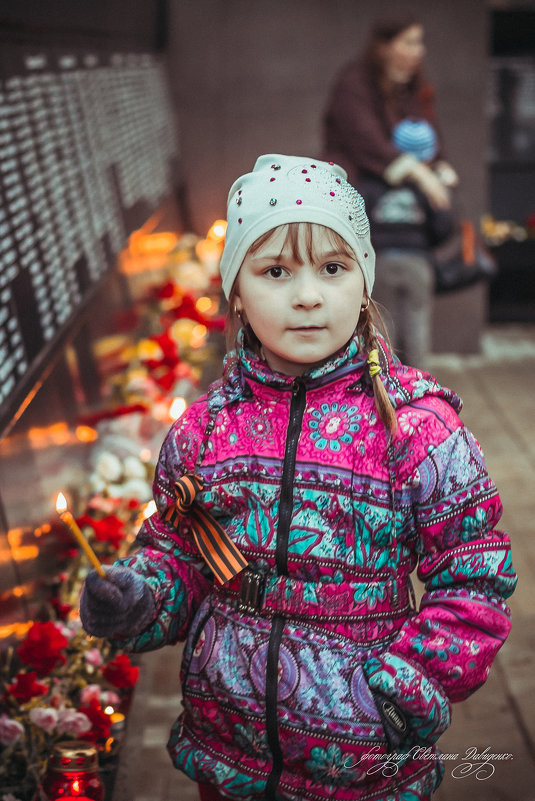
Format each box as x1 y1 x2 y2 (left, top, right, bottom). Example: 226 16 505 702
80 565 156 639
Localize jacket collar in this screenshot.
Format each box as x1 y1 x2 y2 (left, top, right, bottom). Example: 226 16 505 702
207 327 462 416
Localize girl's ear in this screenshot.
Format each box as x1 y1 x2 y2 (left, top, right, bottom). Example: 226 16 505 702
233 296 244 320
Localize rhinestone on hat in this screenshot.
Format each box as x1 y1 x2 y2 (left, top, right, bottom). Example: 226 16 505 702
286 164 370 238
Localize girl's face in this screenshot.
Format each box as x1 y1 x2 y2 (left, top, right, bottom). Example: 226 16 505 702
382 24 425 82
234 224 365 376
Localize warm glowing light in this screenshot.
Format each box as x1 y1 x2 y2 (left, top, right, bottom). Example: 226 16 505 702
169 397 187 420
196 296 213 314
34 523 51 538
56 492 68 514
143 500 157 519
191 324 208 349
104 705 115 715
139 448 152 462
0 622 32 640
207 219 227 242
71 779 81 793
5 529 39 562
75 425 98 443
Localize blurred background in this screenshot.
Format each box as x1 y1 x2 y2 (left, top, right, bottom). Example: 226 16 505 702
0 1 533 800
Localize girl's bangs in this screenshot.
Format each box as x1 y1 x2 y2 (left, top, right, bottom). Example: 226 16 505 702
248 222 357 264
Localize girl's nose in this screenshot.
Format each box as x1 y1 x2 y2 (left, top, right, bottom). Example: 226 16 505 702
292 274 323 308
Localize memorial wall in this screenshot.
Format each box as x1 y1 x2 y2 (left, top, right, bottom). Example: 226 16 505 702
0 2 180 643
0 44 179 435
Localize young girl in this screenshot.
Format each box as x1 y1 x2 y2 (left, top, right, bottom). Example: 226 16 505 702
81 154 516 801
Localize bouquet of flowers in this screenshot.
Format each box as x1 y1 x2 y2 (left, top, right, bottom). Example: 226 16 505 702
0 619 139 800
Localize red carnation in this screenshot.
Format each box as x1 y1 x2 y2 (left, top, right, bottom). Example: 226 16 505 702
77 698 111 743
102 654 140 689
7 671 48 703
77 514 126 551
17 621 68 676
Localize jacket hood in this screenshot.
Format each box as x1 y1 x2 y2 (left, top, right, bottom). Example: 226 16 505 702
208 328 462 416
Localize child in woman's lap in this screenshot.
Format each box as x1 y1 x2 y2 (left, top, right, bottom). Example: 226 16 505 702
81 154 516 801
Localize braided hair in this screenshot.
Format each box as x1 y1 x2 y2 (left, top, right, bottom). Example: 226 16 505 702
358 300 398 435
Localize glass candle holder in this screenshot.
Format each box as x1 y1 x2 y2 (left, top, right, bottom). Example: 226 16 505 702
37 740 105 800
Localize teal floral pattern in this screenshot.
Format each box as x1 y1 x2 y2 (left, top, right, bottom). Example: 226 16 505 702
111 329 516 801
308 402 361 452
306 744 364 787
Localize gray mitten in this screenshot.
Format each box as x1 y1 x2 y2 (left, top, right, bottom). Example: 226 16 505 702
80 566 156 639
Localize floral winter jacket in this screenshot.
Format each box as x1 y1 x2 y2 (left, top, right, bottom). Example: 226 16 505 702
114 332 516 801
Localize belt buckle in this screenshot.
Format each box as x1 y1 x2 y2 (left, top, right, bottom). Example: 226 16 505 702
239 569 265 613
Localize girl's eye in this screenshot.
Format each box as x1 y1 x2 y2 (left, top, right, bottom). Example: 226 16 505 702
266 265 284 278
324 262 343 275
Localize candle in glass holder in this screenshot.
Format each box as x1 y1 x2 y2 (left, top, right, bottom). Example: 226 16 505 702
56 493 107 578
35 740 104 800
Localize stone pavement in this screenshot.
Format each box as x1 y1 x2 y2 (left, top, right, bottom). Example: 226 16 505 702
112 324 535 801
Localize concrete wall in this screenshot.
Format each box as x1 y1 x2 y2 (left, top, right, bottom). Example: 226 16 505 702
167 0 490 235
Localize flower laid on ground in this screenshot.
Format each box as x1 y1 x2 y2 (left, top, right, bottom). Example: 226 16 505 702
0 618 139 799
102 654 140 690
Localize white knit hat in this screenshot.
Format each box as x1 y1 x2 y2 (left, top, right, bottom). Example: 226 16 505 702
219 154 375 298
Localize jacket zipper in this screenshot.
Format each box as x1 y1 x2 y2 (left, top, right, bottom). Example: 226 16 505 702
265 378 307 800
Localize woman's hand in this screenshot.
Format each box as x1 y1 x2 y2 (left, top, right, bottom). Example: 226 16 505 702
410 161 452 210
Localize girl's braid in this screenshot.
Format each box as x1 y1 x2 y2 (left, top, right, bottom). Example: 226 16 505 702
360 301 397 435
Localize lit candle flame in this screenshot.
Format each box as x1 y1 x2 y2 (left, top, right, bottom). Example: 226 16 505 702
56 491 68 514
56 492 107 578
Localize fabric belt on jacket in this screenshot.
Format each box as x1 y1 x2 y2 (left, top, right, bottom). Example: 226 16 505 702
214 568 416 621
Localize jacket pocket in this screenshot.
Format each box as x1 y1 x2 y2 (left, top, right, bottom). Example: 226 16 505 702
180 596 214 689
269 620 391 788
363 651 452 745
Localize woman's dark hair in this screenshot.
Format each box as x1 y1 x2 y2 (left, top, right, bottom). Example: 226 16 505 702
363 16 423 95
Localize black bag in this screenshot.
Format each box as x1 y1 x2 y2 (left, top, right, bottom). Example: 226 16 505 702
431 220 497 294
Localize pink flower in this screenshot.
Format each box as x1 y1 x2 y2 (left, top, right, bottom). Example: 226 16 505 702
54 622 75 640
56 709 91 735
0 713 25 746
101 690 120 707
84 648 104 667
29 706 59 734
80 684 102 705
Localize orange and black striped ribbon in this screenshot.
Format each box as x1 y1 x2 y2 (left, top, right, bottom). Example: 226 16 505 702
162 473 248 585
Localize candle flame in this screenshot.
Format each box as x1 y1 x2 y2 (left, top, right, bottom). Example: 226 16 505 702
56 492 67 514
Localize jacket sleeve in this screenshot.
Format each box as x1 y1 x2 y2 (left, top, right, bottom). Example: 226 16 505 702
364 411 517 746
109 403 213 653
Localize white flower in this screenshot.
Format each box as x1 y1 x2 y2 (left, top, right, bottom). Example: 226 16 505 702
123 455 147 479
94 451 123 482
117 478 152 501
